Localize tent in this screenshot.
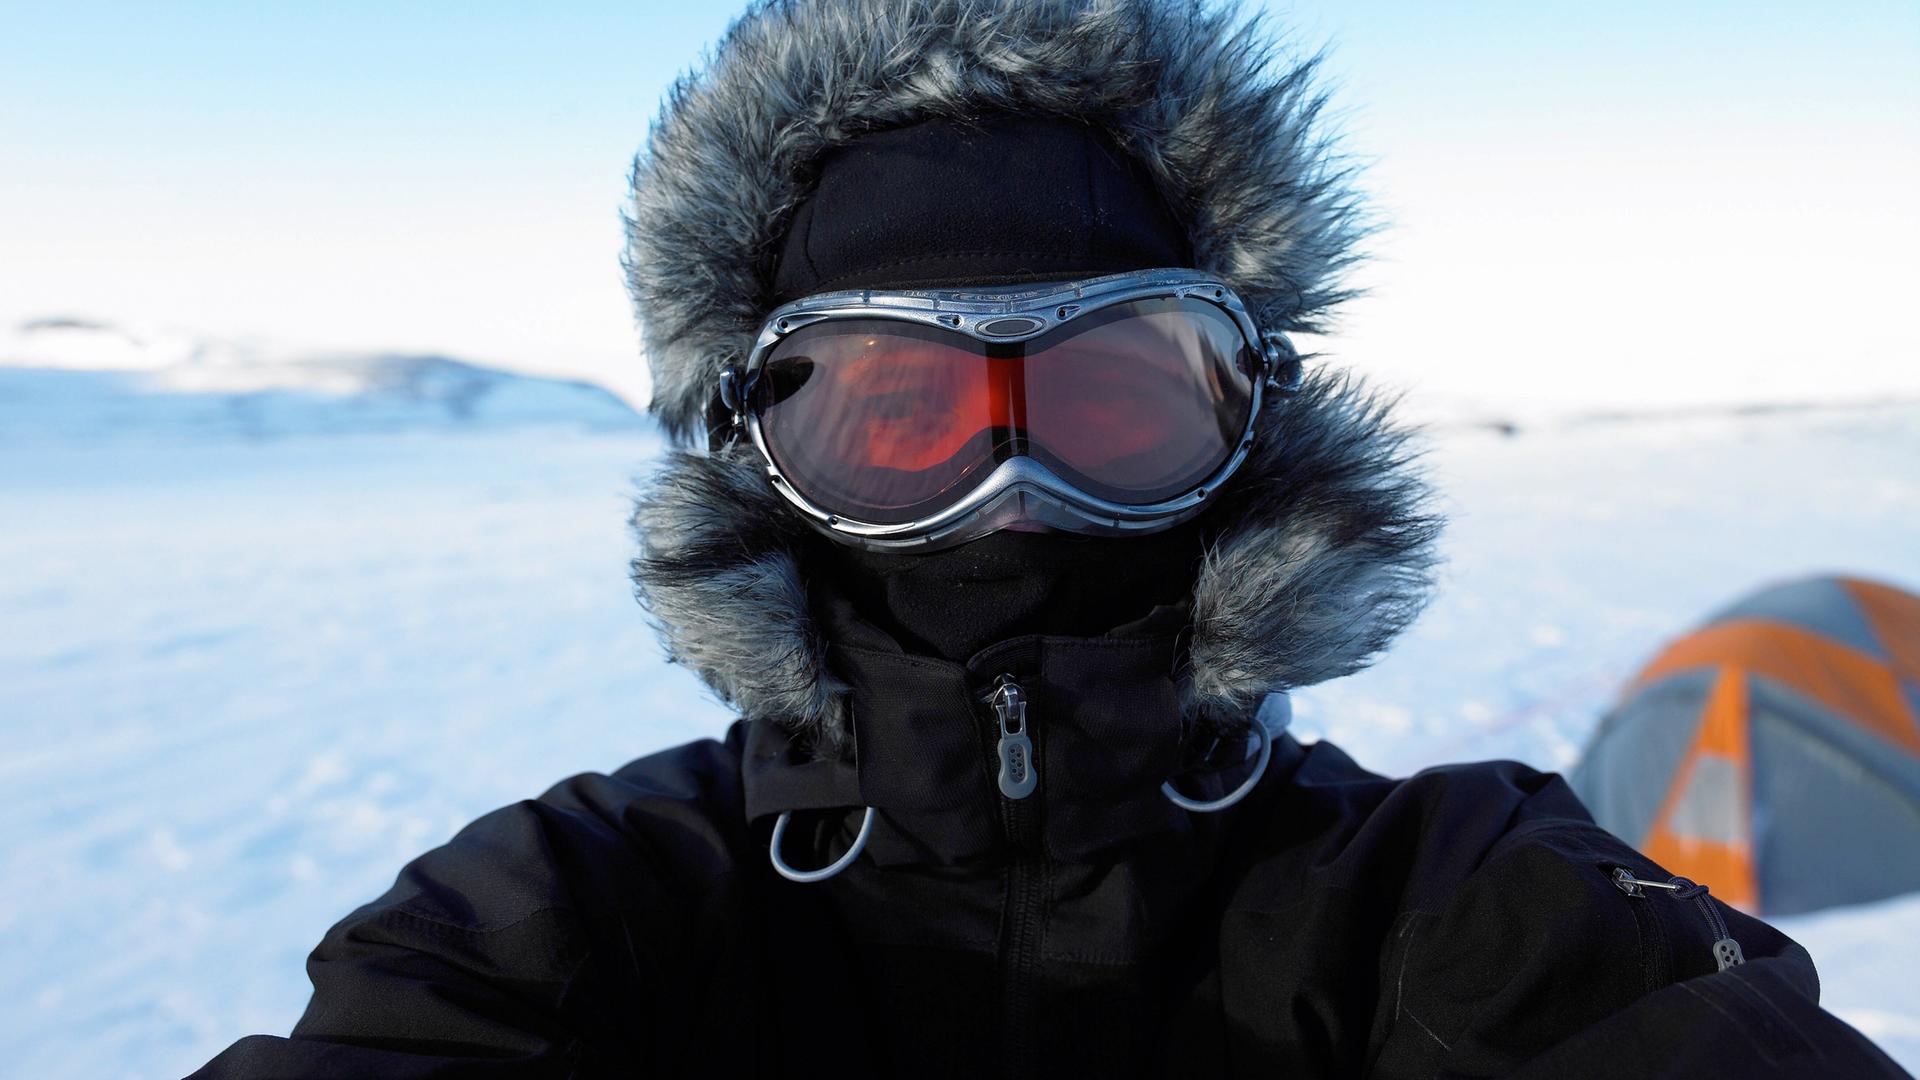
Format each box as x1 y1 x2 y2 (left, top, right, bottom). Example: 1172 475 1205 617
1570 575 1920 916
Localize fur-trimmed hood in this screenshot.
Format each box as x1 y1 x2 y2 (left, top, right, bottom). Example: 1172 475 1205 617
626 0 1366 444
624 0 1442 755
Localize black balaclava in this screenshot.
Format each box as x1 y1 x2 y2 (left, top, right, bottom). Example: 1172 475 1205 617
773 114 1210 661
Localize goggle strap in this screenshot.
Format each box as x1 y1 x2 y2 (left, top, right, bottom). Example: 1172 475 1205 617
1261 331 1305 394
704 365 748 452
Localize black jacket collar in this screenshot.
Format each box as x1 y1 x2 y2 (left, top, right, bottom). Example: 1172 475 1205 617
741 588 1292 866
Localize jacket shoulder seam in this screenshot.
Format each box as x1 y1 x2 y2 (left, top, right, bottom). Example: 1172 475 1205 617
381 902 576 938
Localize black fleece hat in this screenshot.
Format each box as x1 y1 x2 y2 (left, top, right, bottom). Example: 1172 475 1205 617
770 114 1192 302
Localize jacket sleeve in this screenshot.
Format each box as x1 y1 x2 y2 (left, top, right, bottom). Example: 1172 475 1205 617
1372 817 1908 1079
188 735 751 1079
188 799 604 1079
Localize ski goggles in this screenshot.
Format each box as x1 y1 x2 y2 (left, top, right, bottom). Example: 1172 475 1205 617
708 269 1302 550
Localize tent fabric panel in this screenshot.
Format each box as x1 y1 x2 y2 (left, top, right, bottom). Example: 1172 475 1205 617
1749 693 1920 916
1712 576 1887 659
1747 676 1920 813
1662 753 1749 847
1848 577 1920 691
1633 620 1920 753
1569 668 1715 851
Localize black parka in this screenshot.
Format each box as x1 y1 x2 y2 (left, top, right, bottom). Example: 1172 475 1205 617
194 593 1906 1078
193 5 1910 1075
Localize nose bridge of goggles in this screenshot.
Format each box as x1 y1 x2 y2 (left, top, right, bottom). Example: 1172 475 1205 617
766 453 1223 552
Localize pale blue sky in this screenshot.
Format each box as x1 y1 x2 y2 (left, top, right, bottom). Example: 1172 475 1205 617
3 1 1915 411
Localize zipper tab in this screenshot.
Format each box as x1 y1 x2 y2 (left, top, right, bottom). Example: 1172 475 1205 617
990 675 1038 800
1712 937 1746 971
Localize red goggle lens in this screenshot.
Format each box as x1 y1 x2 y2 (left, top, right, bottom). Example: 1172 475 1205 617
751 297 1255 526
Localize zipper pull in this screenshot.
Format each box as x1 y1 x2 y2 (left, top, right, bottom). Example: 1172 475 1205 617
1611 868 1746 971
990 675 1037 800
1611 867 1651 898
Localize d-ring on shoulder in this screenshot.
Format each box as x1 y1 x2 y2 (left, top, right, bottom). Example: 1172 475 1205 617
1161 721 1273 813
769 806 877 883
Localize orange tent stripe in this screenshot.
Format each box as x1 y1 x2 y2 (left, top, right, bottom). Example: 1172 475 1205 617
1642 665 1758 910
1847 577 1920 692
1695 660 1751 761
1630 619 1920 754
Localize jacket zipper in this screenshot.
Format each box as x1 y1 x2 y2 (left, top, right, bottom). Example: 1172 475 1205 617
1612 868 1747 971
988 675 1043 1080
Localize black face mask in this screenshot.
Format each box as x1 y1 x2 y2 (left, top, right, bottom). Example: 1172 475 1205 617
820 522 1210 663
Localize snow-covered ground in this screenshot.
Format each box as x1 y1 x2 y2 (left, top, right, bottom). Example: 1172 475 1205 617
1 351 1917 1075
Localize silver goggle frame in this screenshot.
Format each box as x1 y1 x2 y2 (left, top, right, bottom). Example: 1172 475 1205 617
709 268 1302 551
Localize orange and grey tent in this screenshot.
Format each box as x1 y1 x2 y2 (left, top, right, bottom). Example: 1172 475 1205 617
1569 575 1920 916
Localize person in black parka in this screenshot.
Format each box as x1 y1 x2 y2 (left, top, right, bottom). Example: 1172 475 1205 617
194 1 1909 1077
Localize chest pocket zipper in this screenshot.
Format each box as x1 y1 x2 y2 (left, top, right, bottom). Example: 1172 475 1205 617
990 676 1038 800
1612 868 1747 972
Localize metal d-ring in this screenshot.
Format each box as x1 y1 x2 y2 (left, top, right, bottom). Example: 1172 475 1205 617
1161 722 1273 813
768 806 877 884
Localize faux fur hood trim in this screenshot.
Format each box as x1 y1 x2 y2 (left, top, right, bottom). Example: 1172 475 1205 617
626 0 1365 444
630 370 1440 757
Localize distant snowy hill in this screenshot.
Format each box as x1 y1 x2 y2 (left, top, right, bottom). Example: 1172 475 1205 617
0 318 644 439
